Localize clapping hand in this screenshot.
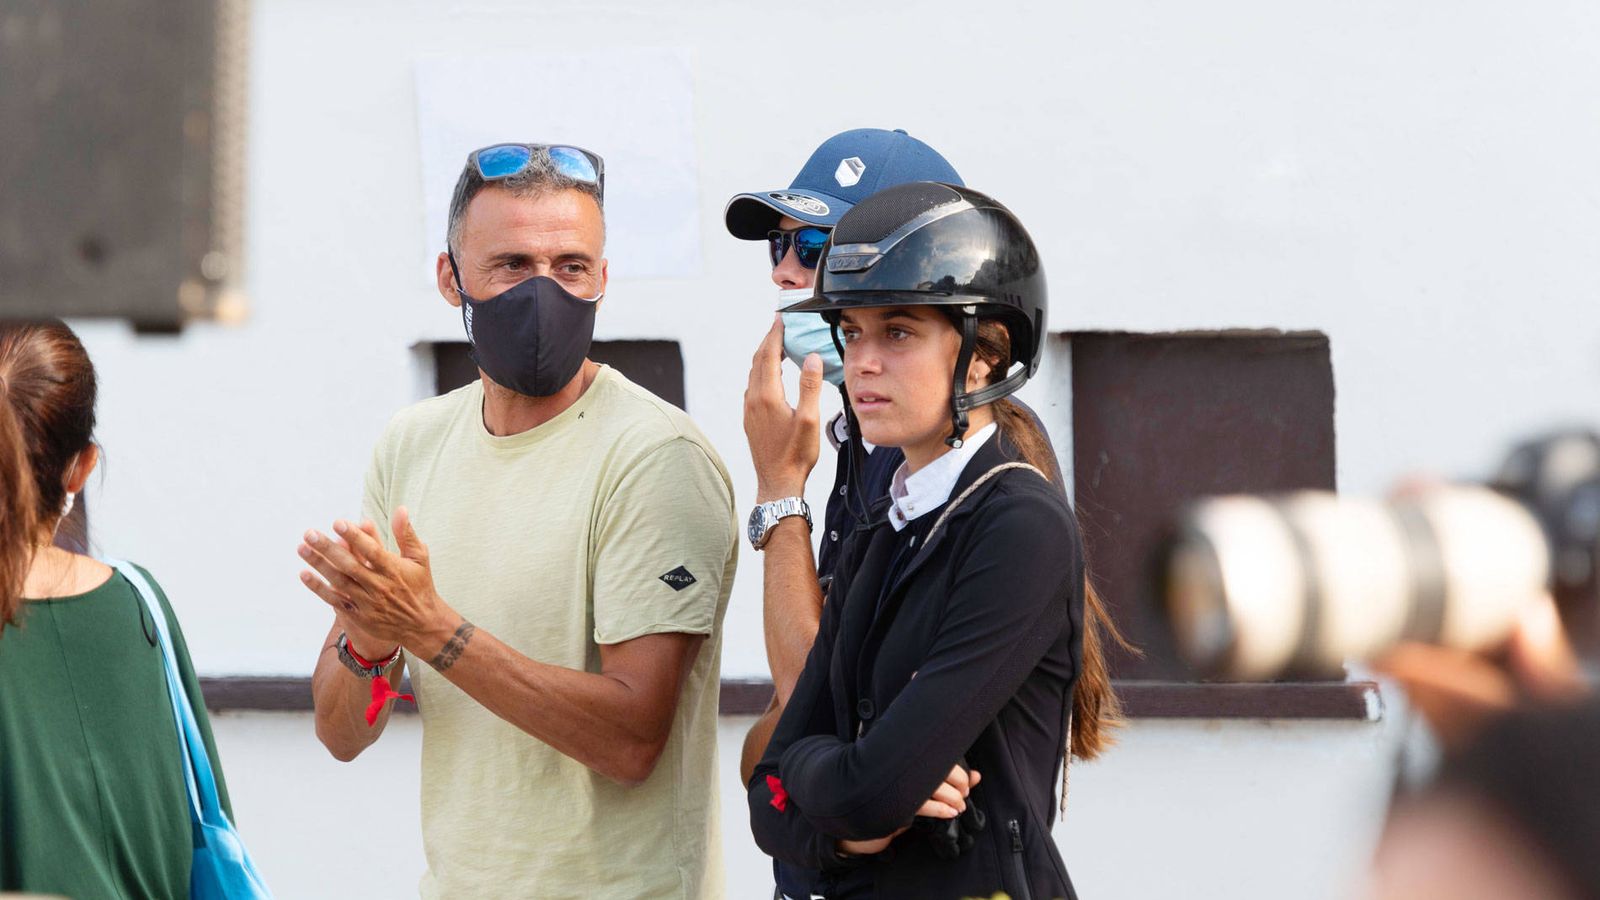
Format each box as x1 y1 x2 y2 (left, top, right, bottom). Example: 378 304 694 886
298 506 456 654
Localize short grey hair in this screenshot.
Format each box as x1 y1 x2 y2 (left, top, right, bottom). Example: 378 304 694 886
445 150 605 251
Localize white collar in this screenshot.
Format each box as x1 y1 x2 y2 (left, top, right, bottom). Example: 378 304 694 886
828 412 877 453
886 423 997 532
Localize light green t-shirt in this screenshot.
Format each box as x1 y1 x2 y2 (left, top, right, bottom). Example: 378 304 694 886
363 366 737 899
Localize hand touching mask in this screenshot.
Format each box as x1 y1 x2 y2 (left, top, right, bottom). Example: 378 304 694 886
777 288 844 387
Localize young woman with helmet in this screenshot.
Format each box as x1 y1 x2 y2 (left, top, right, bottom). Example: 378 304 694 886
746 182 1128 899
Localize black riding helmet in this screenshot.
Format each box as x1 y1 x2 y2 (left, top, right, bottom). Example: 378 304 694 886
783 181 1048 448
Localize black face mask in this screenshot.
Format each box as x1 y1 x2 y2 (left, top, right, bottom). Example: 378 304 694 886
452 258 601 398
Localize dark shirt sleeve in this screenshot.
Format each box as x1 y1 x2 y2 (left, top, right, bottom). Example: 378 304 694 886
778 488 1079 840
747 580 863 872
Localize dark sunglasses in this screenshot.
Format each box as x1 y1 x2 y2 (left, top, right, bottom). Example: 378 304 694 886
471 143 605 201
767 226 831 270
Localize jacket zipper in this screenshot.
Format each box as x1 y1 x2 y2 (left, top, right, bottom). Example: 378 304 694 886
1008 819 1033 900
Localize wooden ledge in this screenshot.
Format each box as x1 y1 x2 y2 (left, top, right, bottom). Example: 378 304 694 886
199 677 1381 721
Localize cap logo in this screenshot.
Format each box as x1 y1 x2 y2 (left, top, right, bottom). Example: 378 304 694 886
835 157 866 188
768 192 830 217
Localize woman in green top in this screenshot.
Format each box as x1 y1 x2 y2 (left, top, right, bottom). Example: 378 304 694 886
0 319 233 899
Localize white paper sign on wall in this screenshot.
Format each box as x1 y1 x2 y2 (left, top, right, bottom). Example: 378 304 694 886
414 49 701 283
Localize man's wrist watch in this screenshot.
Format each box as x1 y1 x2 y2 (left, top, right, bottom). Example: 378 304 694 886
336 632 403 679
747 497 812 550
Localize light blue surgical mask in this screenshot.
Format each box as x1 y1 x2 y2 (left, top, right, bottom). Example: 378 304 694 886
778 288 845 386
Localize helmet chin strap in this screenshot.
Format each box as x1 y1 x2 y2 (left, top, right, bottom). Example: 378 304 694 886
947 314 977 449
830 319 873 529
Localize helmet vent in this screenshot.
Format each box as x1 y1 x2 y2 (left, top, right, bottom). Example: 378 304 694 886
831 182 963 245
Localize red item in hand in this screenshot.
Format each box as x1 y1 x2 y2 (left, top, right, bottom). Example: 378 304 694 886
766 775 789 812
365 674 415 726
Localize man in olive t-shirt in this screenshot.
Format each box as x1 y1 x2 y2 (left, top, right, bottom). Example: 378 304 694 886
299 145 737 898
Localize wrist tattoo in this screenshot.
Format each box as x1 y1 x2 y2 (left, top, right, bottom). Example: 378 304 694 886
429 621 476 671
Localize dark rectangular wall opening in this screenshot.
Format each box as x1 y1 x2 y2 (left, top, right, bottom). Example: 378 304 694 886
1069 330 1336 680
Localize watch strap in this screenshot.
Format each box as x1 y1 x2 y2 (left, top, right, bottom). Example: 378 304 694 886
766 496 811 525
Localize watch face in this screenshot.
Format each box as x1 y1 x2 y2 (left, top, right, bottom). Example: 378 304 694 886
748 506 767 546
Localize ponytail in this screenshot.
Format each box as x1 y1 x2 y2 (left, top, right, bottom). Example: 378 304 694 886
974 318 1136 763
992 396 1133 761
0 397 38 627
0 320 99 632
1068 578 1130 761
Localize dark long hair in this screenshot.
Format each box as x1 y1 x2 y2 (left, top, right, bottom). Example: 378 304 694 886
0 320 97 628
965 314 1133 761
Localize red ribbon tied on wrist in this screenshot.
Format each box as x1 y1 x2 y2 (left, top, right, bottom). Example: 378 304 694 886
766 775 789 812
365 675 415 726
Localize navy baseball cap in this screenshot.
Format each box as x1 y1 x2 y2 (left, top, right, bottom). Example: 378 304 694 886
724 128 964 240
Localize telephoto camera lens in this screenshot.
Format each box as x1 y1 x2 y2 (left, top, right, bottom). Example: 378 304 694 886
1164 430 1600 680
1165 486 1551 680
1492 431 1600 657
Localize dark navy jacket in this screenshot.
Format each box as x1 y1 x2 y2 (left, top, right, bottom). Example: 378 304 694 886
817 414 904 584
752 433 1085 900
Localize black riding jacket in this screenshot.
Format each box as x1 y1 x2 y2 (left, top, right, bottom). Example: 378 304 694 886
749 434 1086 900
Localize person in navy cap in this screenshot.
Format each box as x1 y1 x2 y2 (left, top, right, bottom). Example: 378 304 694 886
731 128 966 899
732 132 975 519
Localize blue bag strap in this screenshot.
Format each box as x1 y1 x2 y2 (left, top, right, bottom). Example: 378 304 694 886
107 559 272 899
106 559 221 826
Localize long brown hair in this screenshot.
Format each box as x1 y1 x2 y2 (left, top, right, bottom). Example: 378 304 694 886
967 315 1133 761
0 320 98 628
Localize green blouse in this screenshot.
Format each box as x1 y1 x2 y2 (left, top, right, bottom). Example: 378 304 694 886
0 563 232 899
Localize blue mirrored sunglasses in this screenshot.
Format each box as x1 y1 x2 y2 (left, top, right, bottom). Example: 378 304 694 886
471 143 605 201
767 226 830 270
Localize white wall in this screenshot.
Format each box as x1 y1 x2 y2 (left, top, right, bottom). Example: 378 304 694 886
69 0 1600 680
215 711 1403 899
58 0 1599 896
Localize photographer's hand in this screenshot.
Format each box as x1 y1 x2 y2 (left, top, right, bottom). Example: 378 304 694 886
1376 593 1587 749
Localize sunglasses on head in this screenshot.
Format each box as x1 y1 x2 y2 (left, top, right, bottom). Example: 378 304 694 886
767 225 831 270
471 143 606 201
